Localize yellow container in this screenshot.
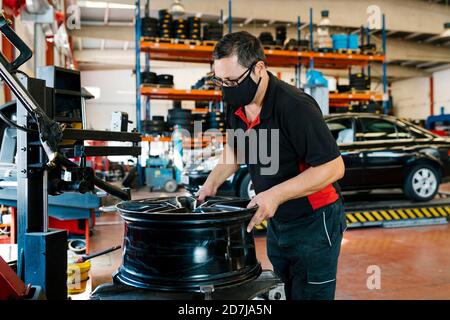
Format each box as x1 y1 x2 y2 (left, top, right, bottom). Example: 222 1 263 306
67 260 91 294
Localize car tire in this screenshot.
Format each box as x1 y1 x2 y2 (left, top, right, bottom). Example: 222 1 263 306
403 164 440 202
239 173 256 199
164 179 178 193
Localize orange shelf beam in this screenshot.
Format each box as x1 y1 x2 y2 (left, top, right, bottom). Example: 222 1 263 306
141 136 172 142
140 87 222 101
140 41 385 69
329 92 384 102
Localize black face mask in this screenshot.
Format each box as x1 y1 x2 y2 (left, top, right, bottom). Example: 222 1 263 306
222 71 261 108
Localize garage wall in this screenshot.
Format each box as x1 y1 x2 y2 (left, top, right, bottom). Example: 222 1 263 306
433 68 450 114
391 76 430 120
391 67 450 120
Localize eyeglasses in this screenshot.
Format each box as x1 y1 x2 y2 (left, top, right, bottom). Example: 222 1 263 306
209 62 257 88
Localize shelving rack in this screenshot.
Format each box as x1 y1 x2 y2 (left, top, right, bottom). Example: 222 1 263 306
134 0 388 127
135 1 388 128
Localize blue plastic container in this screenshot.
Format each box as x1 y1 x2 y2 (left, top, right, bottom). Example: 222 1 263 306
332 34 347 50
347 34 359 49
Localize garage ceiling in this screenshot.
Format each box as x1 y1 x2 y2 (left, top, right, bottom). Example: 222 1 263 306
71 0 450 76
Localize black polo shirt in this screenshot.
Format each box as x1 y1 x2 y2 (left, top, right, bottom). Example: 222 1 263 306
226 72 341 221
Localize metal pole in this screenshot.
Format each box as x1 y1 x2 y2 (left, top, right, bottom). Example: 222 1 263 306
135 0 144 185
309 8 313 51
367 24 371 80
296 16 301 89
135 0 142 133
382 14 388 114
228 0 232 33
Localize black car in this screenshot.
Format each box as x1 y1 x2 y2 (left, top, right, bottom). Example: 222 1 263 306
182 113 450 202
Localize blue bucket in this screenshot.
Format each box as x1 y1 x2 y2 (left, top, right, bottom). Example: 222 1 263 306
348 34 359 49
332 34 348 50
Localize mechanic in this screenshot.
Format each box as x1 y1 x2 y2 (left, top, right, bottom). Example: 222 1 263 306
198 31 346 300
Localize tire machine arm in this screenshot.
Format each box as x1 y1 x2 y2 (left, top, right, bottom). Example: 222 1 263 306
0 15 134 299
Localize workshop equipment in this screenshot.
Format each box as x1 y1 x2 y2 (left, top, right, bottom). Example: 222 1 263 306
110 111 129 132
145 156 177 192
114 196 262 292
304 68 329 115
0 14 140 299
426 106 450 136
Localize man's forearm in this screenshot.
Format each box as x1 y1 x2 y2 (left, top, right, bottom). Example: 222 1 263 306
270 156 345 205
204 162 240 190
203 144 240 191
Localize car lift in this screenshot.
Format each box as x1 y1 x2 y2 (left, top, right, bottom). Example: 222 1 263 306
0 14 140 299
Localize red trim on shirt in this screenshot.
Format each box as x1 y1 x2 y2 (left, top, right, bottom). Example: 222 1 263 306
234 107 260 129
299 163 339 211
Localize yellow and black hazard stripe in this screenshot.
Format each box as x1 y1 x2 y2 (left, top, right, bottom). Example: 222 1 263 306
254 206 450 231
346 206 450 226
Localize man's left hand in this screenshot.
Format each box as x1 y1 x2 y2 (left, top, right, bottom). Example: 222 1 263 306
246 189 281 232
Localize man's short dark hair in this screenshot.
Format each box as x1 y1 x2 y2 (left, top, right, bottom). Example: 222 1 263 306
213 31 267 68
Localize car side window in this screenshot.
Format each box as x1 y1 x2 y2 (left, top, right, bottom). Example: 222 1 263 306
356 117 412 141
326 118 354 144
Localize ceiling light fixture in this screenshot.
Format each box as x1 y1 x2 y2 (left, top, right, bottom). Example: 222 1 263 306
169 0 185 18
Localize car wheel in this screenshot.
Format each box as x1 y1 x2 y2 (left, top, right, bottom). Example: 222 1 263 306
164 179 178 193
239 173 256 199
404 165 440 202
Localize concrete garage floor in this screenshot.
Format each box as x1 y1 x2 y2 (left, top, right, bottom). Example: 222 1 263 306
87 188 450 300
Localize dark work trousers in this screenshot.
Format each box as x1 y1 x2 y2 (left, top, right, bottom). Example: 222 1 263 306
267 199 347 300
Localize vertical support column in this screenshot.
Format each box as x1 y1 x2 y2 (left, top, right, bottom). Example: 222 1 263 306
45 36 54 66
135 0 142 133
309 8 313 51
228 0 232 33
1 11 14 102
135 0 143 186
16 76 46 278
295 16 301 89
381 14 388 114
366 25 371 80
429 76 434 116
144 0 151 120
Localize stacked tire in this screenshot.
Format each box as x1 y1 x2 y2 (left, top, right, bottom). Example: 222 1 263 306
188 16 201 41
193 112 208 131
156 74 174 86
141 71 157 85
142 116 170 135
167 108 193 132
172 18 188 40
203 22 223 41
275 25 287 46
158 10 172 39
350 73 370 91
141 17 159 37
258 32 275 45
206 111 226 133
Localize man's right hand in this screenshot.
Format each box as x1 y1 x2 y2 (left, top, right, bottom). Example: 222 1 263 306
197 183 217 203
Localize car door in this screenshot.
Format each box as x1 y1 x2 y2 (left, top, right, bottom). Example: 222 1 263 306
355 116 414 188
325 116 364 190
